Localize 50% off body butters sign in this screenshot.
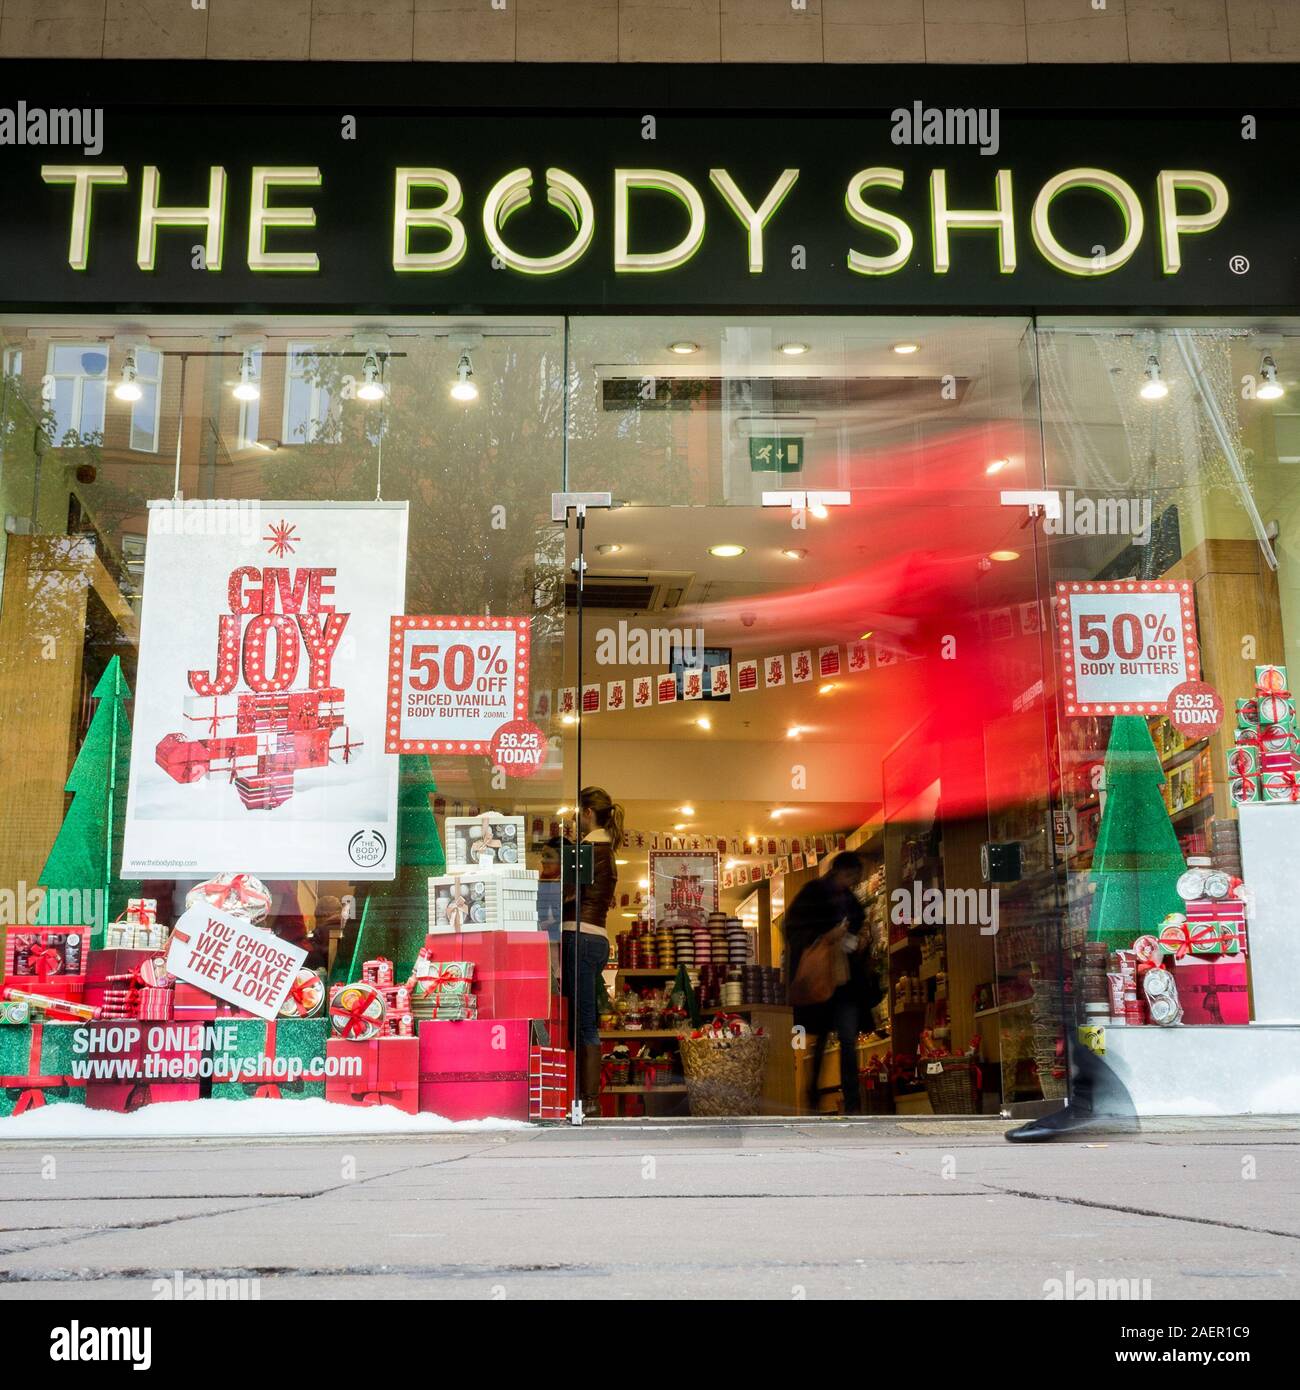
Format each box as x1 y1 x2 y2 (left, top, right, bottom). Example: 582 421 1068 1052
1056 581 1200 716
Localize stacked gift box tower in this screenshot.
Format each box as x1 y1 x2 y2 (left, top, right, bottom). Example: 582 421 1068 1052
1228 664 1299 804
427 814 540 934
1107 855 1251 1028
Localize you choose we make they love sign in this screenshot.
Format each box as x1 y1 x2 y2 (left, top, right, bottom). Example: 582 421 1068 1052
166 904 307 1021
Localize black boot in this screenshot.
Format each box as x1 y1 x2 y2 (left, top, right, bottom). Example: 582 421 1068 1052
579 1044 602 1120
1005 1033 1138 1142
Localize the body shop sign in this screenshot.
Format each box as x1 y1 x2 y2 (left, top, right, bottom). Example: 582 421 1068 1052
0 71 1278 311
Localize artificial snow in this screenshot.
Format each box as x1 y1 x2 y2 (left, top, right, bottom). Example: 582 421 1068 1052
0 1098 531 1140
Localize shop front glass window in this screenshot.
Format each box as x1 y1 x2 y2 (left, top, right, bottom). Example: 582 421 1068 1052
0 315 567 1122
1034 322 1300 1118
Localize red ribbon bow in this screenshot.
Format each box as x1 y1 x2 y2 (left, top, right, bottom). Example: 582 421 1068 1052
330 988 383 1038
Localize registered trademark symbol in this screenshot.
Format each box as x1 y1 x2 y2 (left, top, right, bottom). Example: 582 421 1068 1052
1229 255 1250 274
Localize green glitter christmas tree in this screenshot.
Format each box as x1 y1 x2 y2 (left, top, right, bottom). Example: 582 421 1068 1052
333 754 445 984
35 656 142 945
1086 715 1186 951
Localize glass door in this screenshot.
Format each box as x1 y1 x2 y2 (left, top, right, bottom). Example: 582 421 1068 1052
559 314 1056 1120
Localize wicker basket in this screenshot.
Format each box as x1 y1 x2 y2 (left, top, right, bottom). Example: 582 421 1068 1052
921 1057 981 1115
678 1033 770 1116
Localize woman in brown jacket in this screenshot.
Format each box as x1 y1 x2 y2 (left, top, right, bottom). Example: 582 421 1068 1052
562 786 623 1117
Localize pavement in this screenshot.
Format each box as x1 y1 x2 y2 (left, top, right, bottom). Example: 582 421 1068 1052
2 1118 1298 1300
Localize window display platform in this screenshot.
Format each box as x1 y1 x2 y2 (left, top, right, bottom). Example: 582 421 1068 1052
0 1097 530 1140
1095 1025 1300 1118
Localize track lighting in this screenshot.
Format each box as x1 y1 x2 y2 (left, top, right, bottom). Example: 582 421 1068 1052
1139 354 1168 401
113 349 142 403
233 349 260 402
450 350 478 402
356 351 386 402
1258 354 1285 401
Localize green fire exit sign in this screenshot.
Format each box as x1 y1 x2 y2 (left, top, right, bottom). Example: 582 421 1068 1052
748 436 803 473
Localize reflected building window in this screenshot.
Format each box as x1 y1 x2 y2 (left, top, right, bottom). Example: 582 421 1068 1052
283 342 337 444
45 343 108 444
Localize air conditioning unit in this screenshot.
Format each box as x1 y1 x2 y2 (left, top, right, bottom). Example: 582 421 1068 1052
564 569 694 612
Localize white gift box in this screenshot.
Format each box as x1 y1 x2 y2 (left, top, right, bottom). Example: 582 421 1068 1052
444 813 527 869
181 694 239 736
427 868 540 933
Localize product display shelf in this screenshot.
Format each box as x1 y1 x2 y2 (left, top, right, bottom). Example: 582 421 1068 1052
1169 794 1214 825
1160 736 1210 774
604 1084 688 1094
975 999 1032 1018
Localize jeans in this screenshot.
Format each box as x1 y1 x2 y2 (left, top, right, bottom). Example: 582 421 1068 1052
810 989 861 1115
562 929 609 1048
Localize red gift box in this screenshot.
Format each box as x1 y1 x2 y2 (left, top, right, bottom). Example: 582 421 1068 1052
529 1045 573 1120
1176 960 1250 1026
1185 898 1247 921
326 1036 419 1114
171 981 246 1022
431 932 553 1021
85 948 156 1013
0 1022 84 1114
136 987 173 1021
4 926 89 1004
417 1018 530 1121
83 1019 204 1111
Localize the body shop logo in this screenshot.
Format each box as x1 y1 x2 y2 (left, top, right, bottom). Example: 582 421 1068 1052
348 828 386 868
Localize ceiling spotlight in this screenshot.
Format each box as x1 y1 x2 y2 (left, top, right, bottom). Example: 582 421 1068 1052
786 725 804 739
819 682 836 695
780 547 807 559
615 859 629 866
561 714 577 725
669 341 699 355
859 630 874 641
556 806 571 815
356 351 386 402
892 341 920 355
809 502 829 520
113 350 143 403
779 342 809 356
232 349 260 402
1139 354 1168 401
770 808 786 820
596 543 623 555
696 716 712 730
450 350 478 402
985 458 1009 476
709 543 745 558
990 549 1020 562
638 879 650 890
673 822 687 830
1258 354 1285 401
680 805 695 816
